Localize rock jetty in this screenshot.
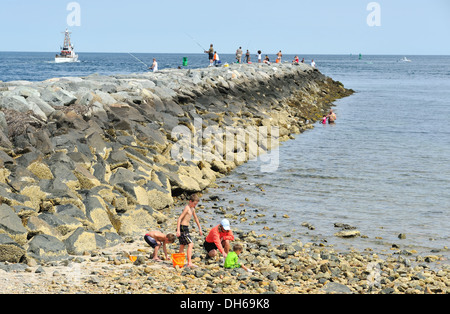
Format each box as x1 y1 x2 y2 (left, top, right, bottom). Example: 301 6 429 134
0 62 352 264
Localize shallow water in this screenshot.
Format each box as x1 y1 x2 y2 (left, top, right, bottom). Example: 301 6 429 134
203 55 450 260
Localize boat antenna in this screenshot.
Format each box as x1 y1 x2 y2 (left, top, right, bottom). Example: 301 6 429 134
128 52 149 68
185 33 207 52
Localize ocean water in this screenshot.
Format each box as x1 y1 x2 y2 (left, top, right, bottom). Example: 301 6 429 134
0 51 295 82
1 52 449 259
206 55 450 259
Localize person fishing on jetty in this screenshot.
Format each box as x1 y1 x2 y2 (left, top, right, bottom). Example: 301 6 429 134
205 44 215 67
149 58 158 72
204 219 235 262
245 50 251 64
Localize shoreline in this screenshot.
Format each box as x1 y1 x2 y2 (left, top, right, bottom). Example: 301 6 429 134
200 177 449 262
1 213 448 294
199 151 450 263
0 63 448 294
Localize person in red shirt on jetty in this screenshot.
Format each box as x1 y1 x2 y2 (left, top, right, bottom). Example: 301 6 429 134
203 219 234 261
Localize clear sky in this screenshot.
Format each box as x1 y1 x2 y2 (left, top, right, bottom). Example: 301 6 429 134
0 0 449 55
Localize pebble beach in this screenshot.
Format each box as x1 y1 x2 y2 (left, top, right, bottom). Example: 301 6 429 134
1 205 448 295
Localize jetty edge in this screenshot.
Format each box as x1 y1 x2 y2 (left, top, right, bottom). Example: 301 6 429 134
0 62 353 264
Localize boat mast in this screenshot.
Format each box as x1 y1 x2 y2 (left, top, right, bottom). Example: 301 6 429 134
63 29 72 49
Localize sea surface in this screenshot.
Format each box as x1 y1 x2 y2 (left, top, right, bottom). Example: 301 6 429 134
1 52 449 259
207 54 450 260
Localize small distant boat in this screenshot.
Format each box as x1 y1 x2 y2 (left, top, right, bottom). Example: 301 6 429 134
399 57 412 62
55 29 79 63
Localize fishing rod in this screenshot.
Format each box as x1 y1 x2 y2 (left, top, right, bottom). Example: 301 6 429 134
185 33 207 52
128 52 149 68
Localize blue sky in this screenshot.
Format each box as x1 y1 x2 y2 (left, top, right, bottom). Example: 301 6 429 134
0 0 449 55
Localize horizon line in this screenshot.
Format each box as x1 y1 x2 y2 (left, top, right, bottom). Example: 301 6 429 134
1 51 449 56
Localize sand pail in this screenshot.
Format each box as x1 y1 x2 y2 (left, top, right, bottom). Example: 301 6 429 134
171 253 186 268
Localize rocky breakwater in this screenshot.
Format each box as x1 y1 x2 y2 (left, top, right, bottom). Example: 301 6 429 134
0 63 353 265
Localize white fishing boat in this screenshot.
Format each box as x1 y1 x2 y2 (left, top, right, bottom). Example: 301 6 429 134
399 57 411 62
55 29 79 63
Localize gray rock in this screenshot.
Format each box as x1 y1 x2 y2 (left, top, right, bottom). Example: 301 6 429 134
27 95 55 117
83 195 115 232
144 181 174 210
38 212 83 237
322 282 353 294
41 88 77 107
64 227 107 255
55 204 86 220
107 149 130 170
0 234 26 263
27 234 69 262
0 204 28 245
0 95 32 112
334 230 361 238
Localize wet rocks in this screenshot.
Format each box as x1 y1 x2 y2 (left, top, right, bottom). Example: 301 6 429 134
334 223 360 238
334 230 361 238
3 228 449 295
0 63 354 269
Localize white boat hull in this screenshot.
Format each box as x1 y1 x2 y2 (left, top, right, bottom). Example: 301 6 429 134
55 55 79 63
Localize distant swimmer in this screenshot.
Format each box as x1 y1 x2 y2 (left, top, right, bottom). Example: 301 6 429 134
149 58 158 72
327 109 337 124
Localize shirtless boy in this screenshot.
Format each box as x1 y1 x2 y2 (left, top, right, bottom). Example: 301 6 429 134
144 230 176 261
176 194 203 267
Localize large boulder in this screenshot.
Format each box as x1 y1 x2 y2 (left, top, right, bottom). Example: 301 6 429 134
0 234 26 263
0 204 28 246
27 234 69 262
83 195 115 233
37 212 83 237
144 181 174 210
115 207 158 236
64 227 106 255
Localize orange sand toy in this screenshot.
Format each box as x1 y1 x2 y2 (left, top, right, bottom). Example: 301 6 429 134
171 253 186 268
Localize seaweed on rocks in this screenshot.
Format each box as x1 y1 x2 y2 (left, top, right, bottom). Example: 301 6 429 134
0 63 354 264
